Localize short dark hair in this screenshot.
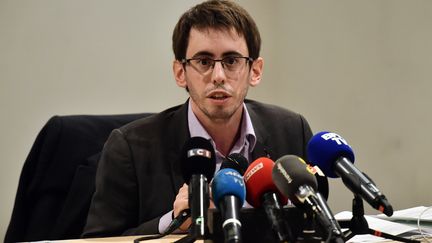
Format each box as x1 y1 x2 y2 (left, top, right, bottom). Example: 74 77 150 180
172 0 261 61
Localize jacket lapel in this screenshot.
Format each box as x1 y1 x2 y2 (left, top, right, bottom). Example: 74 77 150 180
165 101 190 192
245 101 275 162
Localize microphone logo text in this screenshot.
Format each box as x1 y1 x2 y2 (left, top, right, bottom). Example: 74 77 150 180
276 162 293 184
321 132 348 146
187 148 212 159
244 162 263 182
223 170 245 186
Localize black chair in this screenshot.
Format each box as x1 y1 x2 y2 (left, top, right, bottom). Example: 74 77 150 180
5 113 153 243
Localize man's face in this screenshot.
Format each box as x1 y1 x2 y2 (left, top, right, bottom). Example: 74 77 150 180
174 27 263 123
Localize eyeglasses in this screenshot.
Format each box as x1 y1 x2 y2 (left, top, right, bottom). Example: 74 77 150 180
181 56 253 78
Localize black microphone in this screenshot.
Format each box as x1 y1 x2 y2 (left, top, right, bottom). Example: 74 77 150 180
221 153 249 176
180 137 216 239
272 155 344 243
307 131 393 216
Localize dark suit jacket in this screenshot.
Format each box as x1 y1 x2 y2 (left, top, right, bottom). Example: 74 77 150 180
82 100 328 237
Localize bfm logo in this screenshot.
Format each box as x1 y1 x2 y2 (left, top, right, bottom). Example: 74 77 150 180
187 148 212 159
321 132 349 146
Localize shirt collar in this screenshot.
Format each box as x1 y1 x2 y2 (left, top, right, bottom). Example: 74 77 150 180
187 100 257 155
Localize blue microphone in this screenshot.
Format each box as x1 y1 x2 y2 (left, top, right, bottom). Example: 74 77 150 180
212 168 246 243
307 131 393 216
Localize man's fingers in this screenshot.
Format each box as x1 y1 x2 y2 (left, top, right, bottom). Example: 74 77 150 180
173 183 189 217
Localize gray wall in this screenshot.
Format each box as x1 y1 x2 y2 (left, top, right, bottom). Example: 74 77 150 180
1 0 431 239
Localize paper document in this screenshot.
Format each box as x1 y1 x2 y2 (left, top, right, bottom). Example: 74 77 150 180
335 210 432 242
374 206 432 224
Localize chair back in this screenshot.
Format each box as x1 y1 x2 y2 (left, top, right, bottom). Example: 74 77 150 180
5 113 153 243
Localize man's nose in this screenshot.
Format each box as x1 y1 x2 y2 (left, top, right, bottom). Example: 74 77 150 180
211 61 226 84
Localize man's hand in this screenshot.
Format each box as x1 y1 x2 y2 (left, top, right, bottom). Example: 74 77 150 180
173 183 216 232
173 183 191 231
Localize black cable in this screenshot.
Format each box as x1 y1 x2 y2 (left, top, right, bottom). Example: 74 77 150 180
133 209 190 243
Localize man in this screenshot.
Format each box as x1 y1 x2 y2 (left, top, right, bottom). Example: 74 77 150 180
83 0 328 237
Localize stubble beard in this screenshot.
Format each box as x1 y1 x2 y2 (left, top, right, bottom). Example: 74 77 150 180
199 87 248 124
187 74 250 124
202 104 239 123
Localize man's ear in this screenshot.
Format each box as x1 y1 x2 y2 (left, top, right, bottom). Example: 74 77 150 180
173 60 187 88
249 57 263 87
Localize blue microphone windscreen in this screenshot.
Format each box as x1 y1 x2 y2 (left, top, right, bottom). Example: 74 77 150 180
307 131 355 178
212 168 246 207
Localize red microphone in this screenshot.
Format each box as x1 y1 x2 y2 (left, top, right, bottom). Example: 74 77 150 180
244 157 287 207
243 157 292 242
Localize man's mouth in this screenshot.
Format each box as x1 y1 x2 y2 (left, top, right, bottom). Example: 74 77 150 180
210 93 229 100
208 90 231 100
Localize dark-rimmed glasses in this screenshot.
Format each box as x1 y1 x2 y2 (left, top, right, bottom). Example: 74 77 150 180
181 56 253 78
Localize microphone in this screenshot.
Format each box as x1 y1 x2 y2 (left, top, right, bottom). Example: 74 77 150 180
307 131 393 216
180 137 216 239
212 168 246 243
220 153 249 176
243 157 293 243
272 155 344 243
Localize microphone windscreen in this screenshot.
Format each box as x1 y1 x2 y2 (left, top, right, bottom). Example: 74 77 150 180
180 136 216 183
272 155 318 199
307 131 355 178
244 157 287 208
212 168 246 207
220 153 248 176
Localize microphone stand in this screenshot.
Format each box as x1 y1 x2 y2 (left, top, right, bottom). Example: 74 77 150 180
296 211 323 243
174 174 212 243
338 195 420 243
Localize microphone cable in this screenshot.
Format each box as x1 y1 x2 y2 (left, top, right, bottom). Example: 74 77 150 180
133 209 190 243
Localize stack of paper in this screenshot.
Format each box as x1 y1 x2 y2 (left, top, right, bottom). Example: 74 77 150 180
335 206 432 242
374 206 432 226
